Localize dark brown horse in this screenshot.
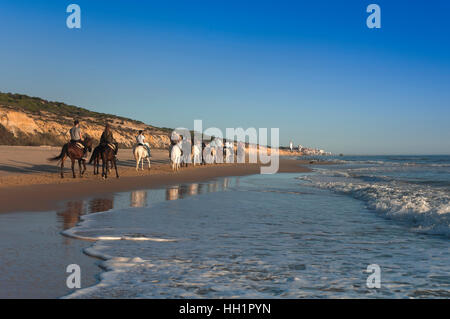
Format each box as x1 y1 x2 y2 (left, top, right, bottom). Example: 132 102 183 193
48 137 93 178
99 143 119 179
89 145 103 175
89 145 114 175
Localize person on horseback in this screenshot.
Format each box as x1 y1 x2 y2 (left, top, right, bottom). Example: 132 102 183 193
100 123 118 156
136 130 151 158
69 120 83 143
69 120 87 157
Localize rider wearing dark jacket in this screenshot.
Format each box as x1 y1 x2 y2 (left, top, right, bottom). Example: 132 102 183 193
100 124 118 155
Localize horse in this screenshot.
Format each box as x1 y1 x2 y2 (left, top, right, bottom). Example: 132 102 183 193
88 145 112 175
225 146 234 163
181 140 191 167
48 136 93 178
99 143 119 179
204 143 216 164
170 143 182 171
192 144 202 166
133 144 151 171
237 143 246 163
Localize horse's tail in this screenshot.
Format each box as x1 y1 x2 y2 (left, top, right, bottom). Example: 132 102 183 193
89 147 99 164
48 144 67 162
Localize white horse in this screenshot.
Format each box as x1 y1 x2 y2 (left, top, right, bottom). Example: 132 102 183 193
181 140 191 166
170 143 182 171
133 144 151 171
237 143 245 163
192 144 202 166
204 144 216 164
225 146 233 163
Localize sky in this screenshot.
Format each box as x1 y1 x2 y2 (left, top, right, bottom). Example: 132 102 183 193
0 0 449 155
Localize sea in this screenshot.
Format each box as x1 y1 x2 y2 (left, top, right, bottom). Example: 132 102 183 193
65 155 450 298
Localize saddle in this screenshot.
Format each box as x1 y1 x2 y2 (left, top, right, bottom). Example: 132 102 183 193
69 141 85 150
76 142 85 149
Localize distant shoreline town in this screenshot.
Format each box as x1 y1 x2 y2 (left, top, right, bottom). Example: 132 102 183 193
282 144 332 156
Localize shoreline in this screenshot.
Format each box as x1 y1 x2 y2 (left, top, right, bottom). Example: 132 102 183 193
0 157 312 214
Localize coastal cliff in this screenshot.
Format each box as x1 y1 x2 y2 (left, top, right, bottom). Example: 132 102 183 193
0 92 171 148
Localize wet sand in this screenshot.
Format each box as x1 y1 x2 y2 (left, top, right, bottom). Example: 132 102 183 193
0 146 311 214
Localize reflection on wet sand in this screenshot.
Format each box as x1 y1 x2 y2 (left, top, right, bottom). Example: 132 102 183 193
57 197 114 230
188 183 198 196
166 186 181 201
89 197 114 213
57 200 86 230
130 190 147 208
165 179 235 201
57 177 240 233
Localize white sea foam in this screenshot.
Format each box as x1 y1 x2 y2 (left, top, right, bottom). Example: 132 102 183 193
63 209 177 243
299 165 450 236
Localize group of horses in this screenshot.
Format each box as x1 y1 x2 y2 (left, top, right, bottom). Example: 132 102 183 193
48 136 119 179
48 136 244 179
169 140 240 171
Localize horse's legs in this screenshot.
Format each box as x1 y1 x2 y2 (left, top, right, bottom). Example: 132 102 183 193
60 155 66 178
71 159 76 178
102 154 107 179
135 155 139 171
113 157 119 178
81 159 87 176
141 155 144 170
78 159 82 177
147 157 151 170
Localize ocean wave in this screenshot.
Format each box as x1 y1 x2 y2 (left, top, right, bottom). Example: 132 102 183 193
299 176 450 237
325 159 450 168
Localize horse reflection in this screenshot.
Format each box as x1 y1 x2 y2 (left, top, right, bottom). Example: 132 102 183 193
166 186 180 201
166 185 192 200
208 181 219 193
89 197 114 213
130 190 148 207
222 178 230 190
57 200 86 230
188 183 199 196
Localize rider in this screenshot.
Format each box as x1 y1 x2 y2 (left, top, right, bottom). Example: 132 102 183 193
136 130 151 158
100 123 118 155
69 120 87 157
69 120 82 143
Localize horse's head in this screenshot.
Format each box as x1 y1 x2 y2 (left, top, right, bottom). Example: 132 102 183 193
83 135 94 152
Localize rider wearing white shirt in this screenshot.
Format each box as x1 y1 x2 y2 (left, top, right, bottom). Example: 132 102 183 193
136 131 151 158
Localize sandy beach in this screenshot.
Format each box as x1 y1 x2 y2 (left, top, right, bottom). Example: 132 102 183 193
0 145 311 214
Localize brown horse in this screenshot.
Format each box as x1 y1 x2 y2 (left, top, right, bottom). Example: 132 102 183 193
99 144 119 179
89 145 114 175
48 137 93 178
89 145 103 175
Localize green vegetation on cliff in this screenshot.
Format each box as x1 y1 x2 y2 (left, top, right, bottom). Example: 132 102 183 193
0 91 145 125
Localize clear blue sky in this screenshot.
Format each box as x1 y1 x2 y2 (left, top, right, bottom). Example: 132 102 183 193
0 0 449 154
